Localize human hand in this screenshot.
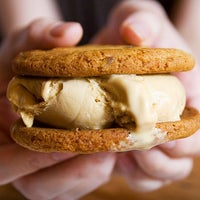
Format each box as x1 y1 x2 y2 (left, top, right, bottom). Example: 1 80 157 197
92 0 200 192
0 19 116 200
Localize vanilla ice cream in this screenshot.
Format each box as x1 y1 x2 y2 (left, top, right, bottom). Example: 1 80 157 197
7 74 186 135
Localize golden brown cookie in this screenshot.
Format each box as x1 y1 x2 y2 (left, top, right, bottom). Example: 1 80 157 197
11 107 200 153
12 45 195 77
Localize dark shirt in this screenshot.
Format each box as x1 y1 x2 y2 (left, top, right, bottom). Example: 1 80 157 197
57 0 175 44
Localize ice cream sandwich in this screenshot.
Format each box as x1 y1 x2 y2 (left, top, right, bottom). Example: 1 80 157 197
7 45 200 153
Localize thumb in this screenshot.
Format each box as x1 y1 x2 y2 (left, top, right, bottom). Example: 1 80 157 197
0 18 83 83
92 0 165 45
120 11 161 46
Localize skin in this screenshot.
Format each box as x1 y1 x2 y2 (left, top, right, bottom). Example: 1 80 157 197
0 0 200 199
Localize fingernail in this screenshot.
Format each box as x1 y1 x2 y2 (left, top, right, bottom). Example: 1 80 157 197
121 12 161 46
51 152 77 161
50 22 67 37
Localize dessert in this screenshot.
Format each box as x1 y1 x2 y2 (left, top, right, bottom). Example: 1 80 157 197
7 46 200 153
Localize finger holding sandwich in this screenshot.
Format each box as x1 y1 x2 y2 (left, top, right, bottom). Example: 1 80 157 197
92 0 200 192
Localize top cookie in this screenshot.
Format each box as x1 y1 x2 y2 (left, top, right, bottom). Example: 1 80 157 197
12 45 195 77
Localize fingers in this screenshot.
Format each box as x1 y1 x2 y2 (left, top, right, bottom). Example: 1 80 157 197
13 153 116 200
160 130 200 157
133 148 193 180
0 143 76 185
116 153 166 192
116 149 193 192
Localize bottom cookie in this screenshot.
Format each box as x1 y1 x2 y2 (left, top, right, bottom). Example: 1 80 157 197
11 107 200 153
